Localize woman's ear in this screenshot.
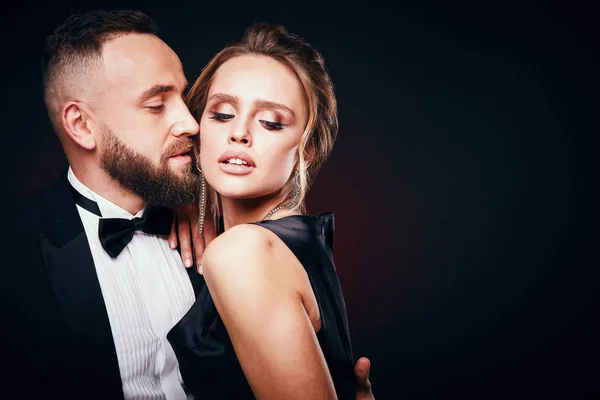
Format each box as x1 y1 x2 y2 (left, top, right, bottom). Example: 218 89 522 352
303 146 315 169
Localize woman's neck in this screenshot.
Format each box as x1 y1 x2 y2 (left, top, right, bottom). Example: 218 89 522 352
220 194 297 231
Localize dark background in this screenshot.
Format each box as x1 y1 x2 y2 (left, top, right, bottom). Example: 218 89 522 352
1 1 598 398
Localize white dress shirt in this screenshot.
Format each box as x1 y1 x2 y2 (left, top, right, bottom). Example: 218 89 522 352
68 167 195 400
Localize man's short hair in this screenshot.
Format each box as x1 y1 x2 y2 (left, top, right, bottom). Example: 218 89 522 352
42 10 157 109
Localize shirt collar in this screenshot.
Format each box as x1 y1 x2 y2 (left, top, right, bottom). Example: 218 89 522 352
67 166 146 219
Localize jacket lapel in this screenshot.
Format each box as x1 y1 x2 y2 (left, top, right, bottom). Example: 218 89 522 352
39 172 124 399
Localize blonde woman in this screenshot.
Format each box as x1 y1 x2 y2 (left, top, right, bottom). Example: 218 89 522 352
168 24 367 399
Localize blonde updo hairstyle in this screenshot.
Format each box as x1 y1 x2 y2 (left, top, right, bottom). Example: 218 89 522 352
187 23 338 222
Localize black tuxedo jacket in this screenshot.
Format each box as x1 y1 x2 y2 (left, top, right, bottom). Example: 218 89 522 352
0 172 203 400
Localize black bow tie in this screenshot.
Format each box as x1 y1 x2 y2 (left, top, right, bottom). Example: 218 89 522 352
70 185 173 258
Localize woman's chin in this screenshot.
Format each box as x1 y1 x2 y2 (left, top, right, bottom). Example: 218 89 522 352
215 187 280 202
217 191 262 201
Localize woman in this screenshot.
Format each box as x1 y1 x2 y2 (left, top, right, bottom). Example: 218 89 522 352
167 23 356 399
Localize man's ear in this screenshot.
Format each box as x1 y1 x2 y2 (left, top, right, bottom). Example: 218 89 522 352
61 101 97 150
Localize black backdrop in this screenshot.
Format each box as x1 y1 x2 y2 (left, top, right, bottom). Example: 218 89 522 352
1 1 598 398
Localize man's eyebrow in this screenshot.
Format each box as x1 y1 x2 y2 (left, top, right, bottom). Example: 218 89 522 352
138 85 176 102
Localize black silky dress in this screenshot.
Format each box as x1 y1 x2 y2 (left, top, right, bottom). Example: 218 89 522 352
167 213 355 399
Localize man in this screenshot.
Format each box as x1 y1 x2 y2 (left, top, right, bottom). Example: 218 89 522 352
0 10 373 400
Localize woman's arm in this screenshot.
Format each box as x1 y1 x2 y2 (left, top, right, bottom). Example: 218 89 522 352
202 224 337 400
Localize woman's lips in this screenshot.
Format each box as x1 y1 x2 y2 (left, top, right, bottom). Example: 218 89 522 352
218 150 256 167
218 161 254 175
217 150 256 175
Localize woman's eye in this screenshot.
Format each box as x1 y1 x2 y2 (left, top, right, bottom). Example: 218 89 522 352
259 120 285 130
209 111 234 120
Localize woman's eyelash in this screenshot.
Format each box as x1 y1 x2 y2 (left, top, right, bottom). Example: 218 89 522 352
208 111 234 120
259 120 285 130
208 112 285 130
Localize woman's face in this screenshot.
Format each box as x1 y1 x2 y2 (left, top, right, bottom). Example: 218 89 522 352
198 54 307 201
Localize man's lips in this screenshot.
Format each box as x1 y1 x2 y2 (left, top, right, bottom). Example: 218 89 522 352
170 147 192 157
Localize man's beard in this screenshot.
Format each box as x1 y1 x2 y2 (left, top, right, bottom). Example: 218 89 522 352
100 126 200 209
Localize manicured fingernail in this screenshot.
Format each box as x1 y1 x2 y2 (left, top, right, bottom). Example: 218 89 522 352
198 263 203 275
185 258 192 268
170 240 176 249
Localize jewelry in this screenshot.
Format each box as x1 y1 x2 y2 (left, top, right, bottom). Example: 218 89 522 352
264 172 301 220
196 158 206 234
263 202 293 220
